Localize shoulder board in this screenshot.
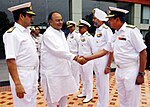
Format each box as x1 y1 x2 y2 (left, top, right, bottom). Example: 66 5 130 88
7 27 16 33
75 30 79 33
102 24 108 29
86 32 91 36
126 25 136 29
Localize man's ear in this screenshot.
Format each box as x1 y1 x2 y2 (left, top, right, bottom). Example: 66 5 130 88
19 14 25 20
48 19 52 25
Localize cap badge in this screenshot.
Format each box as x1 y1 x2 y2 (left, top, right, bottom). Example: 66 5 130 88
92 9 95 14
30 6 32 10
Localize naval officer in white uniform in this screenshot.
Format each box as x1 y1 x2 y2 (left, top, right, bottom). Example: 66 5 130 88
66 21 81 89
81 7 147 107
77 19 94 103
92 8 113 107
3 2 39 107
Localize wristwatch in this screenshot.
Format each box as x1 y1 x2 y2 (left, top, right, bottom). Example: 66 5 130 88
138 71 145 76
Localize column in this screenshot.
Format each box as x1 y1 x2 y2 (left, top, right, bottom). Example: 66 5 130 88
70 0 82 24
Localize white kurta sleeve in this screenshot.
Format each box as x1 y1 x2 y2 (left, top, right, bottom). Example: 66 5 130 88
43 33 76 61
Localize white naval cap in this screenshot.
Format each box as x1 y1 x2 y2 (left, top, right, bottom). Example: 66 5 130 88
78 19 91 27
66 21 76 28
92 8 108 21
8 2 36 16
106 6 129 18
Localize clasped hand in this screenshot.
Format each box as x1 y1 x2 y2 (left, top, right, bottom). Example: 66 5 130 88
74 56 88 65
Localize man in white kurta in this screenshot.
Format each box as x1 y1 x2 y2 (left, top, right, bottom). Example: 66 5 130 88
40 12 78 107
3 2 39 107
92 8 113 107
66 21 81 89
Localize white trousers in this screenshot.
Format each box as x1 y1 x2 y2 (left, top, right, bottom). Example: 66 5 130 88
80 60 93 99
71 60 80 89
41 74 68 107
115 64 140 107
94 56 109 107
9 69 38 107
94 71 109 107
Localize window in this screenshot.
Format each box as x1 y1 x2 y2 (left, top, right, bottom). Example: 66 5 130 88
141 5 150 24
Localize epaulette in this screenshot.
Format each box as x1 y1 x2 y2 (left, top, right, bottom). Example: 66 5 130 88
7 27 16 33
75 30 79 33
102 24 108 29
126 24 136 29
86 32 91 36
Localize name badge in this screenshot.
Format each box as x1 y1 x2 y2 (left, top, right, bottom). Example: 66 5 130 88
118 37 126 40
70 36 74 39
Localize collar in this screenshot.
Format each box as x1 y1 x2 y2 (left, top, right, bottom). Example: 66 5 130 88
82 31 88 37
14 22 27 32
97 23 105 31
69 30 76 35
72 30 76 34
50 26 62 34
115 22 127 33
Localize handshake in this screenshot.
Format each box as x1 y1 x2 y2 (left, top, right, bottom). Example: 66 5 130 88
74 56 89 65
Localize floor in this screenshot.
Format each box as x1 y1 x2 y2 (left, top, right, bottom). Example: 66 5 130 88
0 70 150 107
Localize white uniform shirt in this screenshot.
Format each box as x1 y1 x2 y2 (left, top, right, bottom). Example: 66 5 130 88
31 35 39 49
79 31 93 56
33 34 43 56
38 34 43 56
67 30 80 55
105 22 146 66
92 23 113 53
3 22 39 67
40 26 76 76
